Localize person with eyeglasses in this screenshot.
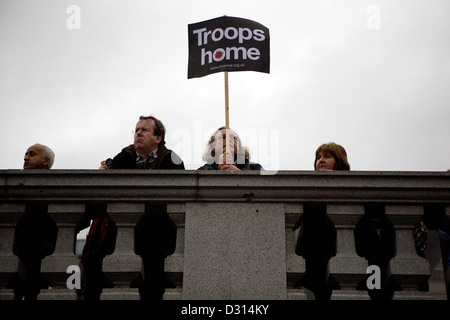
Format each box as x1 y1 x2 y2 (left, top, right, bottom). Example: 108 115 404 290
99 115 184 170
97 115 184 301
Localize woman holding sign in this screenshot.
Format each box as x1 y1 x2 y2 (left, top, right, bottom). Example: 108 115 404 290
198 127 263 171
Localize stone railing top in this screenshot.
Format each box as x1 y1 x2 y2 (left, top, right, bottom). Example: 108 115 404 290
0 169 449 204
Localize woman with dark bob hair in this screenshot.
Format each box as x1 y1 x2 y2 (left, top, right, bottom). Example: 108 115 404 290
314 142 350 171
294 142 350 300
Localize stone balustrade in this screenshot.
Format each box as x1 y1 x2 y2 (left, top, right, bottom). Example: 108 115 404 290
1 169 449 300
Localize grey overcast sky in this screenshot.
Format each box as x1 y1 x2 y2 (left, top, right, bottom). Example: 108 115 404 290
1 0 449 172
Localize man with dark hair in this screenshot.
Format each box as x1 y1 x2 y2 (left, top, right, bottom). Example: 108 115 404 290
99 115 184 300
100 115 184 170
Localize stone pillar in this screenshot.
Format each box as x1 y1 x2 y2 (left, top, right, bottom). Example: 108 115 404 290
43 203 85 276
0 204 23 299
183 202 287 300
328 204 369 299
285 203 307 300
387 205 432 299
32 203 85 300
0 203 23 272
104 203 143 281
166 203 186 284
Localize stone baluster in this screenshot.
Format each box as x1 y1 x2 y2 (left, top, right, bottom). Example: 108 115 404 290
387 205 432 299
328 204 369 299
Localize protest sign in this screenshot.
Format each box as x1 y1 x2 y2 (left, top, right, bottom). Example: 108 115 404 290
188 16 270 79
187 16 270 134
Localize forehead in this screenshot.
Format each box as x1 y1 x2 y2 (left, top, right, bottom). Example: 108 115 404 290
26 145 43 154
215 129 236 138
317 145 335 154
136 118 154 127
316 150 335 159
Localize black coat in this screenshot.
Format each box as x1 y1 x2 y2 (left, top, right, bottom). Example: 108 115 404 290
107 145 182 259
293 203 337 259
13 202 58 261
109 144 185 170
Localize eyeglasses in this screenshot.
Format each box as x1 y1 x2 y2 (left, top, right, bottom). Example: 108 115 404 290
133 127 152 134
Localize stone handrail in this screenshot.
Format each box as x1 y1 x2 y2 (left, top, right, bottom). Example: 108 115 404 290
1 170 449 300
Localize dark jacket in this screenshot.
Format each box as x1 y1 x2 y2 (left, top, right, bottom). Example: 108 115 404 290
13 202 58 261
107 144 182 260
109 144 185 170
293 203 337 259
354 213 395 263
134 203 177 258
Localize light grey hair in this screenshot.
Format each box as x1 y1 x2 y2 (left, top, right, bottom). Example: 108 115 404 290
34 143 55 169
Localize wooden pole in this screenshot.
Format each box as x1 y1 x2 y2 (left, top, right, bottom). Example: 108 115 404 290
224 71 230 162
224 71 230 129
223 15 230 129
223 15 230 164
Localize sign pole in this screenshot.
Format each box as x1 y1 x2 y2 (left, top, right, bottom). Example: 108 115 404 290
224 71 230 160
223 15 230 130
224 71 230 129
